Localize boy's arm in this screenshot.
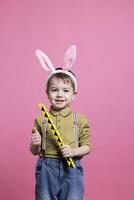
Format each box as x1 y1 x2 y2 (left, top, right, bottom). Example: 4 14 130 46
60 144 90 158
60 113 92 158
30 127 41 155
73 145 90 157
30 143 41 155
30 117 42 155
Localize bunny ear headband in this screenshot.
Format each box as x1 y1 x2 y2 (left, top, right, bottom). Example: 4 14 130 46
35 45 77 92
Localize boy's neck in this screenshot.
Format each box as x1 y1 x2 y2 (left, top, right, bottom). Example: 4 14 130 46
50 105 71 112
50 106 72 117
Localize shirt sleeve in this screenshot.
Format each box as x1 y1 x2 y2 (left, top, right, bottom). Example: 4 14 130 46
78 113 92 148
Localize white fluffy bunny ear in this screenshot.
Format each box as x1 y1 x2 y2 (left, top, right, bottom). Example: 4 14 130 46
35 50 55 72
62 45 77 70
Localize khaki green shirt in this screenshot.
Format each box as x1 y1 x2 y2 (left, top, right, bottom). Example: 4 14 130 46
34 106 91 158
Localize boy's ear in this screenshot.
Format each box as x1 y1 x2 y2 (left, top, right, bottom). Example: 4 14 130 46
72 96 75 100
46 90 49 97
72 92 77 100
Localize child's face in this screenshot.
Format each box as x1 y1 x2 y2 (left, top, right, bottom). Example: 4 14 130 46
47 77 75 111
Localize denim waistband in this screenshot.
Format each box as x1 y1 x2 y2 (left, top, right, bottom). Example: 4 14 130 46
38 157 80 165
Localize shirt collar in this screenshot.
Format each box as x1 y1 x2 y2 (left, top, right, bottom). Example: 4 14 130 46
50 106 72 117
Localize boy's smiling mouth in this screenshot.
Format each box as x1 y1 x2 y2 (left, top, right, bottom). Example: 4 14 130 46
55 99 65 102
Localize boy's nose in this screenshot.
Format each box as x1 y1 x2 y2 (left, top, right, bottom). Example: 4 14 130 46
57 90 63 97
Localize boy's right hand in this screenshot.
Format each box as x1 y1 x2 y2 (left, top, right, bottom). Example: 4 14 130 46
31 127 41 146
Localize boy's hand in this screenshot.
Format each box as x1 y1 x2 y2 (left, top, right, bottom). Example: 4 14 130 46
32 127 41 146
59 144 75 158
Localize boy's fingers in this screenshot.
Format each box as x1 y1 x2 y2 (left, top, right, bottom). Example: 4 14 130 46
60 144 69 149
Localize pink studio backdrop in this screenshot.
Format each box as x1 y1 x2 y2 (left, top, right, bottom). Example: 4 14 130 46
0 0 134 200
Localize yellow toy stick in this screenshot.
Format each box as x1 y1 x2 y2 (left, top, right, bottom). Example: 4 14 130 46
38 103 76 168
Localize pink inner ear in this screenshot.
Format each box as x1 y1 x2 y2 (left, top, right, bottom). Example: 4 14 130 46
39 55 50 71
63 45 76 70
35 50 55 72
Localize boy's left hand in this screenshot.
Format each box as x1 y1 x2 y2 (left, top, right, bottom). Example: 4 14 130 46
59 144 75 158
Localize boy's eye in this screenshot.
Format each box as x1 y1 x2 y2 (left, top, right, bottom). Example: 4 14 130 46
51 88 57 91
64 89 70 92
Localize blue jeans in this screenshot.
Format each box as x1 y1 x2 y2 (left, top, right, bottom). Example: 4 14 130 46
35 157 84 200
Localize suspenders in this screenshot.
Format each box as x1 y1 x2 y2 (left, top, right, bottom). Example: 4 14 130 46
72 112 79 148
41 118 47 152
40 112 79 151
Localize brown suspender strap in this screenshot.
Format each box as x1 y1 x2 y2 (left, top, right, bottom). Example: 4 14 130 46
73 112 79 148
41 118 47 152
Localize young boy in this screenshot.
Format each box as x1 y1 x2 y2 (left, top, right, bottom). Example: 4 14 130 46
30 46 91 200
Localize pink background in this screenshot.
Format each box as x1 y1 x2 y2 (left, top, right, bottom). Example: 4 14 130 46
0 0 134 199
